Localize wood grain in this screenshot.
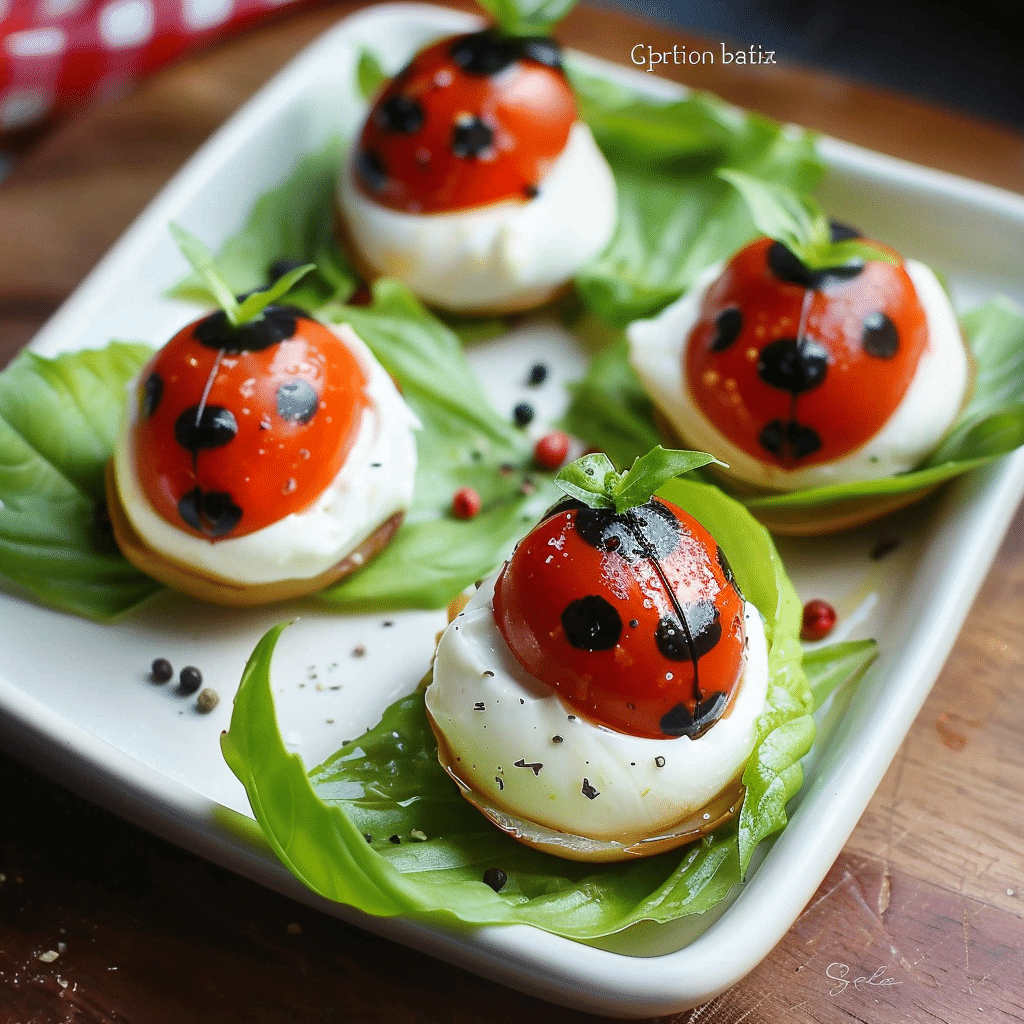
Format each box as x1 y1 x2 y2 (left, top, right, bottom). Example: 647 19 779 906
1 2 1022 1021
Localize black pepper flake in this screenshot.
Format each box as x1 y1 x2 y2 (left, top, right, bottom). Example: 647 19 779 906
581 778 600 800
527 363 548 387
482 867 508 892
499 462 516 476
514 758 543 776
364 833 373 843
482 670 495 677
371 461 383 468
474 701 486 711
382 620 394 627
178 666 202 695
388 834 401 844
352 644 367 658
654 756 666 768
628 619 639 629
495 776 504 790
523 183 539 199
552 735 563 744
567 715 577 721
870 535 901 560
513 402 534 427
150 658 173 683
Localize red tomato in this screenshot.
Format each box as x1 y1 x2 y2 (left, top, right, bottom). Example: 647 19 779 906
132 306 368 540
353 28 576 213
685 235 931 469
493 496 747 739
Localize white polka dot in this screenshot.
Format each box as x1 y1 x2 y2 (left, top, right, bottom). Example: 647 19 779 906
4 27 67 58
98 0 154 49
182 0 233 30
0 89 52 130
37 0 89 19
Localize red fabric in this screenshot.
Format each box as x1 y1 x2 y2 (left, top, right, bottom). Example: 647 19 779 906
0 0 310 131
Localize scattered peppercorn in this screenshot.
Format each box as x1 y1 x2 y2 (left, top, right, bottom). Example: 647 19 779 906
150 658 173 683
801 599 837 642
482 867 508 892
534 431 570 470
352 644 367 658
527 363 548 387
452 486 482 519
388 834 402 844
178 666 203 695
513 402 534 427
196 688 219 714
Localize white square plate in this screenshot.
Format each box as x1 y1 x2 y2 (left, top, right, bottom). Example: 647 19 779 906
2 4 1023 1015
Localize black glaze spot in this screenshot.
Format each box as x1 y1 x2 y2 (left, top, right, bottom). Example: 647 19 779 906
276 379 319 424
655 601 721 661
177 487 243 538
267 257 305 283
174 405 237 453
862 311 900 359
451 116 494 159
829 220 862 242
659 692 728 739
543 495 586 521
355 148 388 192
193 305 301 353
766 240 864 290
374 94 425 134
757 337 829 395
716 544 735 585
573 502 681 563
709 307 743 353
142 373 163 419
758 418 822 459
523 183 539 199
561 595 622 651
449 30 564 76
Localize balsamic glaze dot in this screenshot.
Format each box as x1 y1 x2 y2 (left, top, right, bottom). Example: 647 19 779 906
862 311 899 359
766 240 864 290
276 379 319 424
142 373 163 419
758 419 822 460
654 602 721 662
756 337 828 395
527 363 548 386
374 94 425 133
450 30 517 75
709 307 743 352
660 692 728 739
520 36 563 69
193 306 300 353
355 148 388 192
174 405 237 453
177 487 243 538
561 595 622 651
573 502 681 562
451 116 494 159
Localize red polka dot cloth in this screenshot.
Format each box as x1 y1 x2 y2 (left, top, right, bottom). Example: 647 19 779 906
1 0 313 131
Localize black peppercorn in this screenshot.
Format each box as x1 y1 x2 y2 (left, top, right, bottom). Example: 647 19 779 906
527 363 548 387
150 658 173 683
482 867 507 892
179 666 203 694
513 402 534 427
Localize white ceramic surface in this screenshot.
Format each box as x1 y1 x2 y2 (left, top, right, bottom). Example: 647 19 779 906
2 4 1024 1016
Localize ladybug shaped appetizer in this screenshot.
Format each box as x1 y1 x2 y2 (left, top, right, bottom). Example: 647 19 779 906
335 15 616 314
106 228 417 606
628 175 970 516
425 450 770 862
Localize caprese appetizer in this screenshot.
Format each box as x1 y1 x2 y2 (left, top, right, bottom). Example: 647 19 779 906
106 227 418 606
335 5 617 314
424 449 770 862
628 173 971 525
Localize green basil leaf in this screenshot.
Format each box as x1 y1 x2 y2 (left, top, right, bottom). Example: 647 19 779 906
234 263 316 324
356 46 387 100
169 222 241 324
169 138 357 311
320 280 560 611
553 452 619 507
611 446 719 511
475 0 577 35
0 343 163 619
224 478 874 935
575 93 823 326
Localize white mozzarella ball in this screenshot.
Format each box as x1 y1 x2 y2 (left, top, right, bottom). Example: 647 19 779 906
337 122 617 314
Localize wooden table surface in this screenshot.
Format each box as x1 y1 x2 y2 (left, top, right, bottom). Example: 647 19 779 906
1 3 1023 1021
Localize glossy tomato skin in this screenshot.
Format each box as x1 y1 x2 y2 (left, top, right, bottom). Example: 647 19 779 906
354 28 576 213
132 307 368 540
685 234 930 469
493 497 747 740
